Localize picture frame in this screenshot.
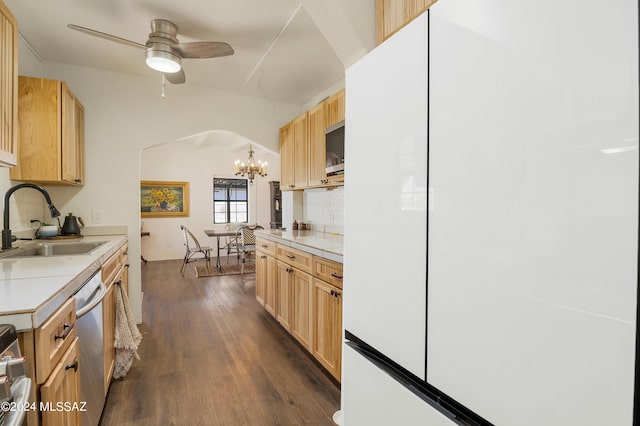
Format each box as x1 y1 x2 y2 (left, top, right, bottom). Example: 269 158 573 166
140 181 190 217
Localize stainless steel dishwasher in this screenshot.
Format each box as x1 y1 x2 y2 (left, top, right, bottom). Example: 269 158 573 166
74 270 107 426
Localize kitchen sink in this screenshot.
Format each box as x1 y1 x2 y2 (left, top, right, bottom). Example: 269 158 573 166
0 241 107 258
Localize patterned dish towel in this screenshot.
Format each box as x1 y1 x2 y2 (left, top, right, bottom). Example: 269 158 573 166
113 281 142 379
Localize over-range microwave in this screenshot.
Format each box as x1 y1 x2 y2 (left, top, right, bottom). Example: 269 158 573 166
325 120 345 175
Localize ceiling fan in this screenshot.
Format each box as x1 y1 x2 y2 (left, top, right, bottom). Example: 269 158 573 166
67 19 234 84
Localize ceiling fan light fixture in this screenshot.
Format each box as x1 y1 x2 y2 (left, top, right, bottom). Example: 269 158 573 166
145 49 181 73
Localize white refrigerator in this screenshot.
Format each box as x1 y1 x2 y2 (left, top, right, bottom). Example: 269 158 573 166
342 1 639 425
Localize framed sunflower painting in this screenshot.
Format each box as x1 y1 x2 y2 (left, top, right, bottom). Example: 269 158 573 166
140 181 190 217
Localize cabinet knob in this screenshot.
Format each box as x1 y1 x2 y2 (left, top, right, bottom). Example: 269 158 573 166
330 272 343 280
287 254 295 259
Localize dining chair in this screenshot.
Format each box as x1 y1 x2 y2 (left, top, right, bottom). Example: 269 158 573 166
180 225 212 275
223 223 243 264
236 224 264 275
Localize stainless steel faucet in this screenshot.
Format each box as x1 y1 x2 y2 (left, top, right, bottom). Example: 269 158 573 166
2 183 61 249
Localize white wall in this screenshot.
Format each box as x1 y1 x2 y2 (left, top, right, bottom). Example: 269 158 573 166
8 45 301 322
140 131 280 261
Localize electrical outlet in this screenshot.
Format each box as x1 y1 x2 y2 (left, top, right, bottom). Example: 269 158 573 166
92 210 102 224
328 212 334 223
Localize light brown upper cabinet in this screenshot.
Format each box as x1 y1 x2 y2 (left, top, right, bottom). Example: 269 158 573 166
11 76 85 186
0 0 18 167
280 88 345 191
307 103 326 187
321 89 345 185
323 88 345 129
280 111 308 190
376 0 437 45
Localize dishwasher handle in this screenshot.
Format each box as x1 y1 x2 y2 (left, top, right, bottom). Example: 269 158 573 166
76 282 107 319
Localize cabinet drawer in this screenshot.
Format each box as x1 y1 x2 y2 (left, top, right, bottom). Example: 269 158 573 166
101 249 122 286
314 257 344 289
256 238 276 257
121 242 129 266
276 244 313 273
35 297 77 383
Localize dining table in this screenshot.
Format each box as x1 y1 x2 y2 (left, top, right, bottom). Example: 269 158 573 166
204 229 238 271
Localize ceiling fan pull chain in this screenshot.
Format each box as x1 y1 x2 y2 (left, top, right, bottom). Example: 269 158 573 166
161 74 166 98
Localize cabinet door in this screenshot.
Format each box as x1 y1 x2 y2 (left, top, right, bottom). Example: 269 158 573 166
307 103 326 187
121 244 129 295
264 254 277 316
11 77 61 182
279 122 295 190
275 260 292 329
290 269 313 350
102 279 116 395
0 0 17 167
313 278 342 381
292 112 308 189
256 252 267 306
41 337 81 426
323 89 346 185
73 99 84 184
323 88 345 128
61 83 82 185
375 0 435 44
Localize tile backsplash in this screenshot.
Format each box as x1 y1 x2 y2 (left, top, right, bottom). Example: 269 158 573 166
302 186 344 234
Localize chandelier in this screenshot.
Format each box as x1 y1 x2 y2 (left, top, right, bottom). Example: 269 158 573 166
234 144 267 185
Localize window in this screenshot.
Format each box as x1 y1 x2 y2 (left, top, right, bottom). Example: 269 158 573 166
213 178 248 224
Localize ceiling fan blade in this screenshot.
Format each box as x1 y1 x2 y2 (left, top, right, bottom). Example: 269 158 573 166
164 68 186 84
173 41 234 59
67 24 146 50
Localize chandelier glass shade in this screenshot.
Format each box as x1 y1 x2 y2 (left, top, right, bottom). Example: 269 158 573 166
235 145 267 185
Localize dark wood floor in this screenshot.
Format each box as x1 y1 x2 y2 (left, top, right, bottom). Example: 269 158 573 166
100 259 340 425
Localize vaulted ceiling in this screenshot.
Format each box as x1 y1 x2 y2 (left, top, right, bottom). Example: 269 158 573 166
5 0 375 105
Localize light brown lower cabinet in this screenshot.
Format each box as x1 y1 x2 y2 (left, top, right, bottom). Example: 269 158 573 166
275 260 292 330
256 253 266 306
257 242 277 316
290 268 313 351
102 242 129 396
102 279 115 395
256 237 343 381
40 337 81 426
312 278 342 381
274 259 313 351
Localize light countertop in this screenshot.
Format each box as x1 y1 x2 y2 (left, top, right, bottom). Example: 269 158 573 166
255 229 343 263
0 234 127 331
